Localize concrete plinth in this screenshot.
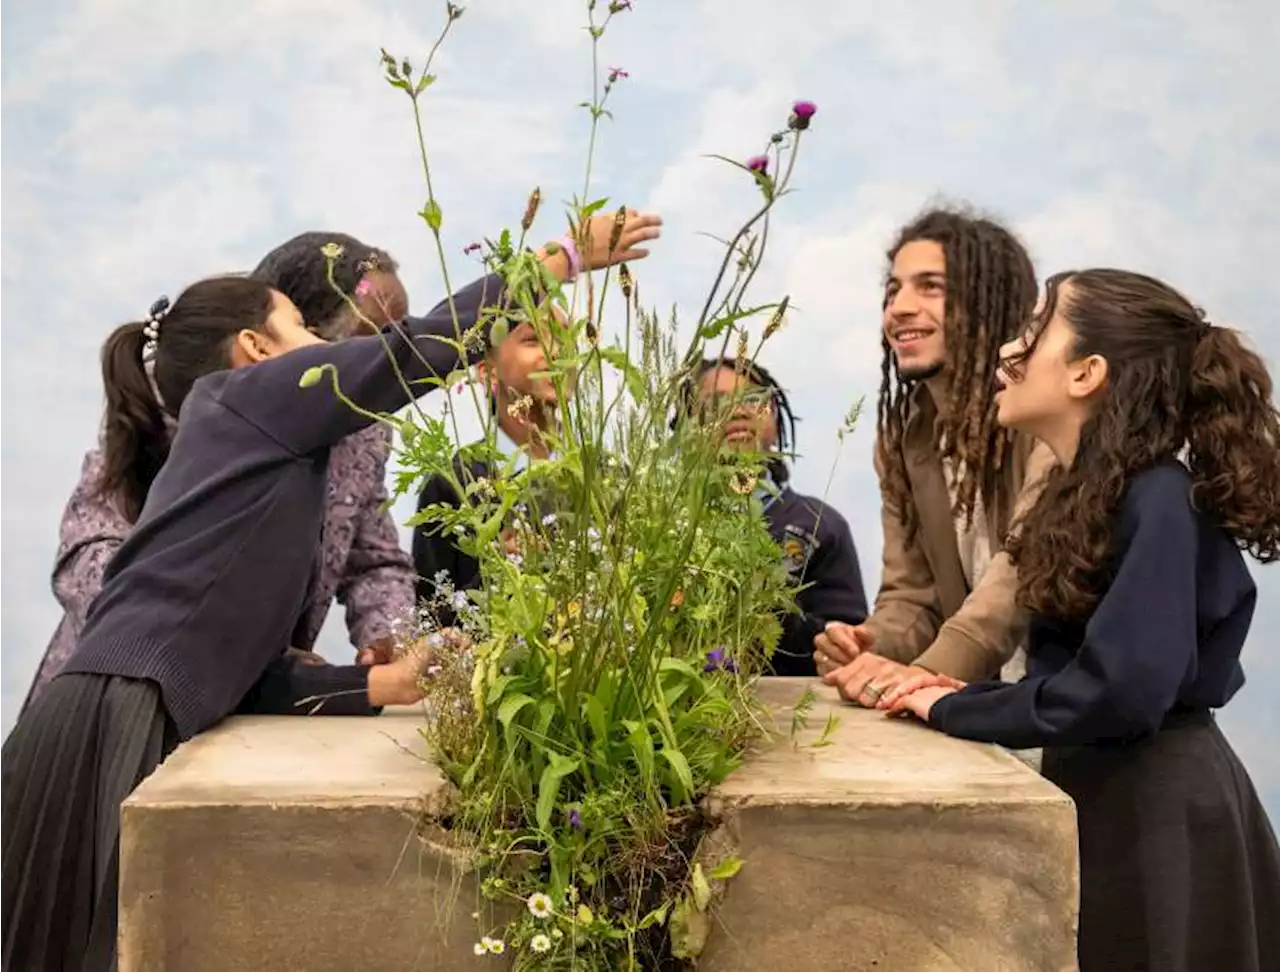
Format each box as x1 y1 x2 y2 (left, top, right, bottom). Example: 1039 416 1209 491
119 680 1078 972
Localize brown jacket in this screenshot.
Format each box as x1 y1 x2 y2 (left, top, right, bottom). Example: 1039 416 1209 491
863 386 1056 682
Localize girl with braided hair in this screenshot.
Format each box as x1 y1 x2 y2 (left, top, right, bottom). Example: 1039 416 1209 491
881 268 1280 972
681 357 868 675
817 207 1057 712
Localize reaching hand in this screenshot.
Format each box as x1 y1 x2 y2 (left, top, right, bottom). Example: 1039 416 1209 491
366 630 469 707
356 637 396 666
813 621 874 677
578 208 663 269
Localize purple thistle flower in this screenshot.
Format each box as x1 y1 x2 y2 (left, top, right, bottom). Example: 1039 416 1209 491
745 154 769 174
607 67 629 84
789 100 817 131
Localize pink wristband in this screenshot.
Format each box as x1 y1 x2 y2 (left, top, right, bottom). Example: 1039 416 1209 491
556 234 582 281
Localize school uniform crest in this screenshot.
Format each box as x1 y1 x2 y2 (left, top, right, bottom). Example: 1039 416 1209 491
780 525 818 577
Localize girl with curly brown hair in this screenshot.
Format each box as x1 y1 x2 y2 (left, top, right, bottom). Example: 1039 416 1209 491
881 268 1280 972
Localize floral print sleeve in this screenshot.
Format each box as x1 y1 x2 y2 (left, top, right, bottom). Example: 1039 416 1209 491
332 425 416 649
29 447 130 695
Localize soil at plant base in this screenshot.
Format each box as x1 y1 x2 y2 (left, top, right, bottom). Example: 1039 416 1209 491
600 807 710 972
420 796 712 970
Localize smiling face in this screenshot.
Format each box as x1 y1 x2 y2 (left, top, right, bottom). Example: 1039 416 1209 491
694 365 778 452
481 317 565 419
883 239 949 382
994 280 1108 461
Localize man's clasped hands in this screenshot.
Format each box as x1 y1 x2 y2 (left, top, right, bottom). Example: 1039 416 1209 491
813 622 967 722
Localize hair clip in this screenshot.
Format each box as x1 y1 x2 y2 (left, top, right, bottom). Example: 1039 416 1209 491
141 295 171 362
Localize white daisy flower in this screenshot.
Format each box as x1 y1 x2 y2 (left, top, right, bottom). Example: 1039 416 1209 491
527 892 553 919
473 941 487 956
487 939 505 955
530 934 552 953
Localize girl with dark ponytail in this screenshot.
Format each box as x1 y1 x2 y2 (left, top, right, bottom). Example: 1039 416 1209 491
0 203 663 972
24 234 421 713
881 268 1280 972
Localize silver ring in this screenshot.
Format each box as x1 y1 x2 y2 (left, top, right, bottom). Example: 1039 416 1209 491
862 683 885 701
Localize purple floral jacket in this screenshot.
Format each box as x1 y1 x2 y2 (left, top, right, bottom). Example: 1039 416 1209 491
25 422 415 703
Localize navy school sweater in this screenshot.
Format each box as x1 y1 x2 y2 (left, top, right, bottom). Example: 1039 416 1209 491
765 488 868 675
60 274 506 741
929 462 1255 749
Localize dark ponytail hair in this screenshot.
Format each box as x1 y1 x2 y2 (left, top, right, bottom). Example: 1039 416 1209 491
251 231 397 338
1008 268 1280 620
1186 323 1280 555
98 276 277 521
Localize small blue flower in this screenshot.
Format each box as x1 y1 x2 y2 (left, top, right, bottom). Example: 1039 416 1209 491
704 647 738 674
568 809 582 830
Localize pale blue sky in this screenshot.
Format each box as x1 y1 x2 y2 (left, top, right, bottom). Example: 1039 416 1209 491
3 0 1277 814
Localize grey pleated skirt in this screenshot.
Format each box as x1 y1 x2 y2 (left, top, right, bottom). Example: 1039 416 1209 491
2 673 176 972
1044 710 1280 972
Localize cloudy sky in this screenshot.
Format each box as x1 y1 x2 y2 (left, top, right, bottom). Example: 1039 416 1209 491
3 0 1277 814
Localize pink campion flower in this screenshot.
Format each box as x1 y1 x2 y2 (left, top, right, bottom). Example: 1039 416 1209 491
746 154 769 174
354 278 374 298
607 67 629 84
789 100 817 130
462 242 481 255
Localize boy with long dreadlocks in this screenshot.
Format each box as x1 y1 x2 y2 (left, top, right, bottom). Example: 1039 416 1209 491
682 357 868 674
815 207 1055 708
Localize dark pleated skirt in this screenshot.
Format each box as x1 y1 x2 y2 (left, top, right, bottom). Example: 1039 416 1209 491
1043 711 1280 972
2 674 176 972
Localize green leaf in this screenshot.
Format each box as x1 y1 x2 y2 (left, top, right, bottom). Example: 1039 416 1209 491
669 894 711 959
535 752 579 832
624 720 654 788
489 316 510 345
810 712 840 749
420 198 443 232
598 346 646 401
691 863 712 911
697 302 776 341
637 903 669 930
298 365 326 388
708 856 744 881
497 693 535 751
658 746 694 804
414 73 437 94
584 694 608 747
581 197 609 218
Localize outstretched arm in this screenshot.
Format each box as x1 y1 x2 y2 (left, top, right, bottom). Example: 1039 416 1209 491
908 471 1202 749
217 212 663 457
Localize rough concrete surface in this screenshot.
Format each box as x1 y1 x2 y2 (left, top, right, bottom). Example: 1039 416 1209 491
699 680 1078 972
118 682 1078 971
